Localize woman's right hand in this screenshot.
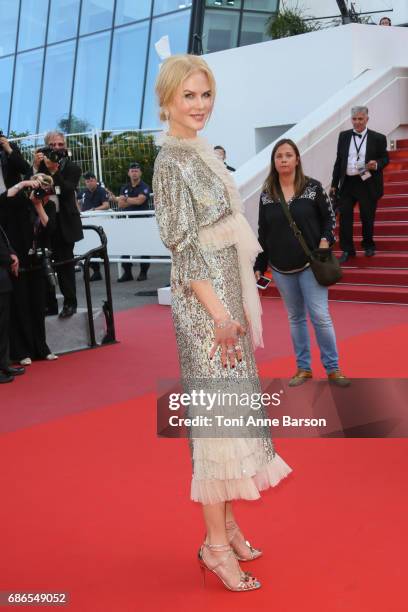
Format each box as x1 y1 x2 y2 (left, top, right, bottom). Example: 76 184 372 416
22 179 41 190
210 317 246 368
254 270 261 281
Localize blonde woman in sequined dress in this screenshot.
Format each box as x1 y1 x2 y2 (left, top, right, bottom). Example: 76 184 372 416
153 55 292 592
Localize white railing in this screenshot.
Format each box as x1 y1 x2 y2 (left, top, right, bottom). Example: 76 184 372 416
76 210 170 264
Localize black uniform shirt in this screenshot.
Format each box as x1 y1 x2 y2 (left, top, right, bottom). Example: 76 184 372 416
80 185 108 211
119 181 150 211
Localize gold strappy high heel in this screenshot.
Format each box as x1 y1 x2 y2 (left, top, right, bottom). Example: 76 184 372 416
226 521 262 561
198 543 261 592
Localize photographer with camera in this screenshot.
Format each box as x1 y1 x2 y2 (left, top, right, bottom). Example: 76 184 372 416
3 175 58 365
33 131 82 318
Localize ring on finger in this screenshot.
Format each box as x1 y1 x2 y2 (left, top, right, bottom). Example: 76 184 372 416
234 345 240 351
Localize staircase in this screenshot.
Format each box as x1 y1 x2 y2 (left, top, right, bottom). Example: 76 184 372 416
263 139 408 305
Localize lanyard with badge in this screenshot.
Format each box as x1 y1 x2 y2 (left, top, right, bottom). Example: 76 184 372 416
353 132 371 181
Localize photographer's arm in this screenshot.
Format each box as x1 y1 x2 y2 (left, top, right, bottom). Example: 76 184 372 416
0 139 31 176
5 179 40 198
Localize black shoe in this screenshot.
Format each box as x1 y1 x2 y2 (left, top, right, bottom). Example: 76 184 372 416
59 305 77 318
338 251 355 264
136 272 147 282
117 274 133 283
89 272 103 282
0 371 14 384
364 248 376 257
3 366 25 376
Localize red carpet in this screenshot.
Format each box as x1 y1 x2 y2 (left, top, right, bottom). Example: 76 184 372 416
0 301 407 611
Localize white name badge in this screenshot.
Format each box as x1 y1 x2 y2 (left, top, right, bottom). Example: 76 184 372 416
360 170 372 181
55 186 61 195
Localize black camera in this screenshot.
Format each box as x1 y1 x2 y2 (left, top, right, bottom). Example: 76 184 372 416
35 247 56 288
37 146 68 164
33 185 54 199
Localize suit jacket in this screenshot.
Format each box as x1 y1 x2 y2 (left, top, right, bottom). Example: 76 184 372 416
36 158 83 244
0 143 32 231
0 142 31 188
331 128 389 200
0 204 15 294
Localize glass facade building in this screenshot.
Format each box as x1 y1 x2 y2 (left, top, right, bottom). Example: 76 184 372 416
0 0 193 134
0 0 278 135
198 0 278 54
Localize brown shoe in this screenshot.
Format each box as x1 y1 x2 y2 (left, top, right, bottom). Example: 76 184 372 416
327 370 351 387
288 369 313 387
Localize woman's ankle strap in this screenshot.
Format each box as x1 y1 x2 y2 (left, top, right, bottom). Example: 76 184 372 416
204 542 231 551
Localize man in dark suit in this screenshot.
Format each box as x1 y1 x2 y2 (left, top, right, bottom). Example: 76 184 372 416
33 131 83 318
330 106 389 263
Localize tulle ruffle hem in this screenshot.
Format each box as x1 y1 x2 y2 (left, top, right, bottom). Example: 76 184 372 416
190 453 292 505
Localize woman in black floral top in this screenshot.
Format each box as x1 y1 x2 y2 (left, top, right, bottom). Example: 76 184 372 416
254 139 350 387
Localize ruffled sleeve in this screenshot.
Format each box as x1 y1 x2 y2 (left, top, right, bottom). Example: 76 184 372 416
153 155 210 287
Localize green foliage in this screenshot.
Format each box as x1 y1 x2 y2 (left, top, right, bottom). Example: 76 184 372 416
8 130 30 139
65 130 159 194
99 131 159 193
266 3 320 39
58 114 92 134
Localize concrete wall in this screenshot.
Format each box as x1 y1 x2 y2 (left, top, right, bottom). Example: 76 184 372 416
196 24 408 168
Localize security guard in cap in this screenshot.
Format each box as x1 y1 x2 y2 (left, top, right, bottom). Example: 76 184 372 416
77 172 109 281
111 163 151 282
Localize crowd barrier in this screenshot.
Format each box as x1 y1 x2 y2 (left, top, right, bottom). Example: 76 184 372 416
76 210 171 266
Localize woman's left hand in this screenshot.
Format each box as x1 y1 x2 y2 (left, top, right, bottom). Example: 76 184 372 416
319 238 329 249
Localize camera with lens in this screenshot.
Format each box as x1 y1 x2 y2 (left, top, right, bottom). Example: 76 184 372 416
35 247 56 288
37 146 68 164
33 184 54 200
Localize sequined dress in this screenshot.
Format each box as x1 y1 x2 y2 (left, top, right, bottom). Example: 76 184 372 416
153 134 292 505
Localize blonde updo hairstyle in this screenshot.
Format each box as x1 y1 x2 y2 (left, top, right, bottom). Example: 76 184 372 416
32 173 54 189
155 54 216 123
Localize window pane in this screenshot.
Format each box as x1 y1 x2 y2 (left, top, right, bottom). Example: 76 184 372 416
115 0 152 25
240 12 270 46
18 0 48 51
0 0 20 56
48 0 80 43
202 9 239 53
105 22 149 129
142 10 191 129
0 56 14 131
80 0 114 35
39 40 75 132
71 32 110 129
243 0 278 10
205 1 242 9
10 49 43 133
153 0 192 16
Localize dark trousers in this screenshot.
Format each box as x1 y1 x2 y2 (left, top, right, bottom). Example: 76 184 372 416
10 267 50 361
50 221 77 309
339 175 377 253
0 292 10 369
121 257 150 277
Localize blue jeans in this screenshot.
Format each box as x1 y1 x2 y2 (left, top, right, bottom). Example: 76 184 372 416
272 267 339 373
